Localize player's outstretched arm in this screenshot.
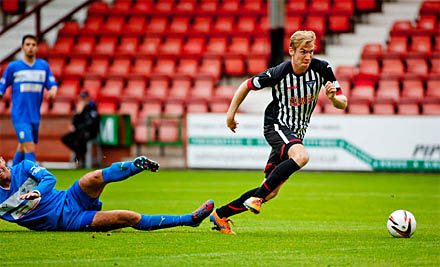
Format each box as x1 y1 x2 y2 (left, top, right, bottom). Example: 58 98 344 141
227 80 251 133
324 81 347 110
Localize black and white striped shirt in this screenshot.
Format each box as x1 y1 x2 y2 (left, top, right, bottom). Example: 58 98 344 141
247 58 342 139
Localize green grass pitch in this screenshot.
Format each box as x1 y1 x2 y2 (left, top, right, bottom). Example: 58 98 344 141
1 169 439 266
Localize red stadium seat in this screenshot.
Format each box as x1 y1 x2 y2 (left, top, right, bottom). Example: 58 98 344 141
139 99 163 123
247 56 268 75
219 0 240 14
125 17 146 36
57 78 80 102
87 1 108 17
58 21 80 37
335 65 356 80
2 0 19 13
361 43 383 60
285 16 303 37
153 58 176 77
50 99 72 115
358 59 380 78
309 0 330 16
51 37 74 57
348 101 370 114
406 58 428 79
430 58 440 74
64 57 87 78
397 99 419 115
224 55 245 75
86 57 109 78
131 58 153 78
286 0 308 16
257 16 270 33
97 100 117 114
419 0 440 16
116 37 139 57
214 85 235 99
147 76 169 101
175 0 196 14
94 37 117 56
228 37 250 55
199 56 222 80
323 103 345 114
386 36 408 58
305 15 326 38
242 0 265 15
47 57 65 80
381 59 405 79
329 15 351 33
169 76 192 100
138 36 162 56
212 16 235 33
182 37 206 57
408 36 432 58
108 57 131 78
422 100 440 115
401 78 424 102
414 15 437 36
210 98 230 113
177 58 199 77
332 0 354 16
206 37 228 55
80 16 103 36
100 79 124 100
158 119 180 143
355 0 377 12
163 99 185 116
134 123 148 144
191 16 212 35
132 0 153 16
160 38 183 56
152 0 173 15
198 1 218 14
169 16 190 35
72 37 95 57
119 100 140 125
82 78 102 100
251 37 270 56
390 20 413 36
108 0 131 16
376 79 400 103
145 17 168 34
101 17 124 36
191 77 215 100
237 16 257 34
187 99 209 113
372 101 395 115
350 84 375 103
122 78 146 102
426 79 440 99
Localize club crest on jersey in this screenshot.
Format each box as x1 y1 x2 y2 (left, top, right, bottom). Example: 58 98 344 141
306 81 315 89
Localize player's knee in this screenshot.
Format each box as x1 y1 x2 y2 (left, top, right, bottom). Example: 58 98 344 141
119 211 141 226
291 151 309 167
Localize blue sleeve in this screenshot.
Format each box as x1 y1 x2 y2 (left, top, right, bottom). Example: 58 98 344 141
0 63 13 95
22 160 57 196
44 61 58 90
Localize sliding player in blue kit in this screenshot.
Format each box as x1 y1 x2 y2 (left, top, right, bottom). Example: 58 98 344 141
0 35 58 165
0 155 214 231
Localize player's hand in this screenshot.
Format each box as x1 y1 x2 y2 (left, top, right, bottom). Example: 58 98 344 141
324 81 336 99
46 88 57 100
226 115 238 133
20 191 40 200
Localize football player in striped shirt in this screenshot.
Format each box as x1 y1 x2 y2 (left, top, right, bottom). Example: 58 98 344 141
0 35 58 165
210 31 347 234
0 155 214 231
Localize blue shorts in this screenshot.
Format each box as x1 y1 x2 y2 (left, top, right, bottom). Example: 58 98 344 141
60 180 102 231
13 122 40 143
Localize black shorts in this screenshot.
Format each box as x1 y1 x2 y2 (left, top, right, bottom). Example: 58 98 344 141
263 123 303 177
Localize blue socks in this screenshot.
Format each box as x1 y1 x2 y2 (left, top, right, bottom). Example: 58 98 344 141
12 151 24 166
133 214 193 230
24 152 36 162
101 161 142 184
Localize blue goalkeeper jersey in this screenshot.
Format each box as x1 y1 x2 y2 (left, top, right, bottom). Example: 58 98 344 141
0 59 58 124
0 160 66 230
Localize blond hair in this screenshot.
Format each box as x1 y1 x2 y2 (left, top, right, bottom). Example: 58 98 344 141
289 31 316 50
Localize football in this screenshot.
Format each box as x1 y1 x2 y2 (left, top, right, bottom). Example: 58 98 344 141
387 210 417 238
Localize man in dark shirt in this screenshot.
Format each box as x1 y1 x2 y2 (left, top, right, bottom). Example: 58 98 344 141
210 31 348 234
61 90 99 167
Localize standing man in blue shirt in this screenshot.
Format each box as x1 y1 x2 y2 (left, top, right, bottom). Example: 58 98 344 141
0 155 214 231
0 34 58 165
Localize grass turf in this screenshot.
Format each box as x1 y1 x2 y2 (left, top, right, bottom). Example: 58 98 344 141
0 169 439 266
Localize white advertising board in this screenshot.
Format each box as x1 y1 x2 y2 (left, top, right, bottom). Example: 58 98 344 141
187 114 440 172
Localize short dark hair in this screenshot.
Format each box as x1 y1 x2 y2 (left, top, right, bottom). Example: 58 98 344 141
22 34 38 45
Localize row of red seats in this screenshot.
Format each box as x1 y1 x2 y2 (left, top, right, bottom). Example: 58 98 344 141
42 35 271 59
87 0 268 18
46 54 267 82
390 18 440 37
61 15 271 38
316 98 440 116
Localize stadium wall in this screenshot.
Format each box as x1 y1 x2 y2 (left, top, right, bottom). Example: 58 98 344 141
186 114 440 172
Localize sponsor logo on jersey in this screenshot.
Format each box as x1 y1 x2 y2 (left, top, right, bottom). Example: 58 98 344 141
14 70 46 82
306 81 315 90
30 166 45 176
287 86 298 90
20 83 43 93
290 94 315 106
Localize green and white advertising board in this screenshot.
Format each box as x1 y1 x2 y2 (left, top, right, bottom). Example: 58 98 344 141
187 114 440 172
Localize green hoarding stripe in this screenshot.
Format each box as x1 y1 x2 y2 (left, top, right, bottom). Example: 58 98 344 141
188 137 440 171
